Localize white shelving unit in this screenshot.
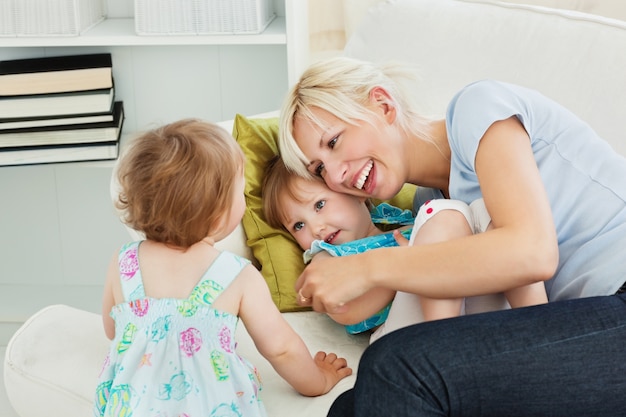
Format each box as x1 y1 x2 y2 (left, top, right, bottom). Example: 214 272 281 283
0 0 309 335
1 17 287 45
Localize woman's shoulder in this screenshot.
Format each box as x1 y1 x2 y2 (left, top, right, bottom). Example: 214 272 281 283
449 80 517 113
446 80 536 144
448 79 551 114
455 79 503 95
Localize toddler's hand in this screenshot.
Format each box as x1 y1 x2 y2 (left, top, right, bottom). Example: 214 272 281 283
313 351 352 395
393 229 410 246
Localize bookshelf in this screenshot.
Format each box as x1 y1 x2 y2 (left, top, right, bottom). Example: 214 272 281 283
1 17 288 47
0 0 309 329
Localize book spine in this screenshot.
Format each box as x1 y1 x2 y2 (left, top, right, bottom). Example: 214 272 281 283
0 53 112 75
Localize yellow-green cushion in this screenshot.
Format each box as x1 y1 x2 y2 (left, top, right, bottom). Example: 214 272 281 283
232 114 417 312
233 114 305 312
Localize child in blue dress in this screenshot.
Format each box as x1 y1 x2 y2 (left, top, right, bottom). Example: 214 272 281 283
94 119 352 417
262 156 547 342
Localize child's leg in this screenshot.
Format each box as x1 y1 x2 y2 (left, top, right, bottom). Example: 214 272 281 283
469 198 549 308
369 291 425 344
371 200 474 343
504 284 548 308
409 199 473 321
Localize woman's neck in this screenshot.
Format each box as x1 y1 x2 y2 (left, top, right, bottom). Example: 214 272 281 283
406 119 451 196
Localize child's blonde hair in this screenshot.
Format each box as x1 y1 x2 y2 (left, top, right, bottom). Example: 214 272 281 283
262 155 320 230
116 119 244 248
278 56 432 178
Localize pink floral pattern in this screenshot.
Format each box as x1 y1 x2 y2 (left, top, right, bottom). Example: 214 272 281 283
119 247 139 280
129 299 149 317
179 327 203 357
218 326 232 353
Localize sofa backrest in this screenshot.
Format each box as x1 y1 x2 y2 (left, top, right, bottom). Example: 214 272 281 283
497 0 626 21
344 0 626 156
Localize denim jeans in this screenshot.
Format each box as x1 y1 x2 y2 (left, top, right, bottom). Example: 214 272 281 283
328 293 626 417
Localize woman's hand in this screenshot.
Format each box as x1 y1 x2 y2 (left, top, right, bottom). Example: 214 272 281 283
295 253 375 314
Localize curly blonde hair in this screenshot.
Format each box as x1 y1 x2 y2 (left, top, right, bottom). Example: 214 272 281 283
115 119 244 248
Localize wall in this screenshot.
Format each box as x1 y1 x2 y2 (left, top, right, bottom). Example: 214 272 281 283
0 0 291 343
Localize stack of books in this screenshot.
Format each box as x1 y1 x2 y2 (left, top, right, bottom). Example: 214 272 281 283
0 53 124 166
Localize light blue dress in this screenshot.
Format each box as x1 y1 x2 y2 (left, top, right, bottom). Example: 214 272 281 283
304 203 414 334
94 241 267 417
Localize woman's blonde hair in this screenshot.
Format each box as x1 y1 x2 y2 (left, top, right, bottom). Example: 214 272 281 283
115 119 244 248
279 56 432 178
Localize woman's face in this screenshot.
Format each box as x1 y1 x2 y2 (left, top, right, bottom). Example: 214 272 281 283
292 105 406 201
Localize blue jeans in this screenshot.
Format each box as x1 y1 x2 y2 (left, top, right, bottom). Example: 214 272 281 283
328 294 626 417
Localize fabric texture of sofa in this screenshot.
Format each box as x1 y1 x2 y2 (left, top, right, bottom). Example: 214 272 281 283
5 1 626 416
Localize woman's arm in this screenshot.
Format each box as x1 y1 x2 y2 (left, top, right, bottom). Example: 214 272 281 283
309 251 396 325
296 117 558 314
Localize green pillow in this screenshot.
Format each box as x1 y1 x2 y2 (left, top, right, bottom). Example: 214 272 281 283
233 114 306 312
232 114 417 312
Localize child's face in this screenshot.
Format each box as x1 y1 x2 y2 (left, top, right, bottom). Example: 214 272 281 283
280 176 378 250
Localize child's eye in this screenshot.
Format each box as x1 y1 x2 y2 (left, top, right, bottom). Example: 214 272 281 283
328 136 338 149
314 200 326 212
314 163 325 177
294 221 304 231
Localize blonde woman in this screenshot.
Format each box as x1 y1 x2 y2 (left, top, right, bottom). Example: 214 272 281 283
279 57 626 417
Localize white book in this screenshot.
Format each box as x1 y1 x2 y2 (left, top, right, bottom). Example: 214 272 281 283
0 102 123 148
0 141 120 167
0 85 114 119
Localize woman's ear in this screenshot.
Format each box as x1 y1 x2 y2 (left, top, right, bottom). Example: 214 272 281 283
369 86 396 124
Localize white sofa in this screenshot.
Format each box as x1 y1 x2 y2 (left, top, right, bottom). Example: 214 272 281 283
5 1 626 416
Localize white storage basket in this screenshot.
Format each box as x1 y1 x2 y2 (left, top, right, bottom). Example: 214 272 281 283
0 0 106 37
135 0 275 35
0 0 15 36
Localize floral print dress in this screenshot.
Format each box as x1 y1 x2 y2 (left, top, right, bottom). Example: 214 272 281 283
94 241 266 417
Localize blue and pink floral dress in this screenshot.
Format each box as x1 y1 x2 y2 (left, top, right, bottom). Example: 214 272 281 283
94 241 266 417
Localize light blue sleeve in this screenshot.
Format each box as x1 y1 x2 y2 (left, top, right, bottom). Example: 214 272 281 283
445 79 626 300
445 79 536 203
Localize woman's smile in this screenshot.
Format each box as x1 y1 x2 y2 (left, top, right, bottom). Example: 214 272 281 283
354 160 373 190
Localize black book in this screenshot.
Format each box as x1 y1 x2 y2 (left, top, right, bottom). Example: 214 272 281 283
0 102 124 167
0 101 124 148
0 53 113 96
0 84 115 119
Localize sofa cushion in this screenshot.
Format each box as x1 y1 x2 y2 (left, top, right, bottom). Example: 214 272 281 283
344 0 626 157
232 114 308 312
4 305 109 417
4 304 367 417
